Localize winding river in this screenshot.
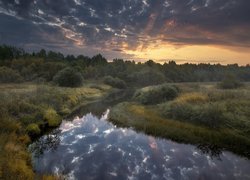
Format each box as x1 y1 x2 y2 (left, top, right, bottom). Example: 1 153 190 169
30 110 250 180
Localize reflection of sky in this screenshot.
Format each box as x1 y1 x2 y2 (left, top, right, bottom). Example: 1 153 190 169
31 110 250 180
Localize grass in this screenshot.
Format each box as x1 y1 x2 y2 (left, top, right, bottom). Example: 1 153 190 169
0 82 111 179
109 83 250 158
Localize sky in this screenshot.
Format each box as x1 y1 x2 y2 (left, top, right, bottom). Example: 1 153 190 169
0 0 249 65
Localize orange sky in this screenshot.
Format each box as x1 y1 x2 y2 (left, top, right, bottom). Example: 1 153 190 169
123 44 250 65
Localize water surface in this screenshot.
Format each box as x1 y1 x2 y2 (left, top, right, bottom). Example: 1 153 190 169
30 110 250 180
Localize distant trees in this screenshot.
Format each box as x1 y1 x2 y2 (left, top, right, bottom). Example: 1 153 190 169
91 54 108 66
128 69 166 86
36 49 46 58
0 44 250 84
0 45 24 61
53 67 83 87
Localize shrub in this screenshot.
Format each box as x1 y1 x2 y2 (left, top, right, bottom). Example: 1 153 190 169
53 67 83 87
163 101 225 128
43 108 61 127
26 123 41 136
134 84 179 105
103 76 126 89
218 74 243 89
0 66 23 83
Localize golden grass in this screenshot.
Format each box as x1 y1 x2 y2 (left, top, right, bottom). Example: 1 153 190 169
174 92 208 104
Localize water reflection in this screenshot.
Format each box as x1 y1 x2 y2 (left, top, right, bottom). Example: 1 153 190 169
30 110 250 180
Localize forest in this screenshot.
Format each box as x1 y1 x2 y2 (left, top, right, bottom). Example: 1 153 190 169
1 44 250 86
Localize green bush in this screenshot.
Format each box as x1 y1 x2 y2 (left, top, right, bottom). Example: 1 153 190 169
43 108 61 127
134 84 179 105
129 70 165 86
26 123 41 136
218 74 243 89
0 66 23 83
103 76 126 89
53 67 83 87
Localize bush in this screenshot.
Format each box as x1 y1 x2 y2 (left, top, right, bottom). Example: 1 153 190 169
26 123 41 136
53 67 83 87
218 74 243 89
43 108 61 127
0 66 23 83
134 84 179 105
129 70 165 86
103 76 126 89
163 101 225 128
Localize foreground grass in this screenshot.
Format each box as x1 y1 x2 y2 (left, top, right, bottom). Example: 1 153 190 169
109 83 250 158
0 82 111 179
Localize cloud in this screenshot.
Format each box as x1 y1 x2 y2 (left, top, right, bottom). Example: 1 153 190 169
0 0 250 60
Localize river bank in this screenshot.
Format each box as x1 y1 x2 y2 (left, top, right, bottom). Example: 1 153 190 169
0 82 112 179
109 83 250 159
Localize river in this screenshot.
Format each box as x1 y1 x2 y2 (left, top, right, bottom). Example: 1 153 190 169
29 109 250 180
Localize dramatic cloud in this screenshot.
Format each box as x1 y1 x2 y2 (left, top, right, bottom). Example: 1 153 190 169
0 0 249 63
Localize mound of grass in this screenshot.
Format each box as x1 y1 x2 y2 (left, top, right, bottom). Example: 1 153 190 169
133 84 179 105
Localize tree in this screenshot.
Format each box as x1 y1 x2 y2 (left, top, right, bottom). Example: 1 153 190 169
53 67 83 87
91 54 107 66
37 49 46 58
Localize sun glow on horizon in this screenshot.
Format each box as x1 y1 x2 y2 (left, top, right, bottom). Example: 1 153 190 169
123 44 250 65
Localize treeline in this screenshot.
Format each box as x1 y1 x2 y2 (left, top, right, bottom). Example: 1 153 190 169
0 44 250 87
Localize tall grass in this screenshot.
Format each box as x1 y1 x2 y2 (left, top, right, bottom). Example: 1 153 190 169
109 83 250 158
